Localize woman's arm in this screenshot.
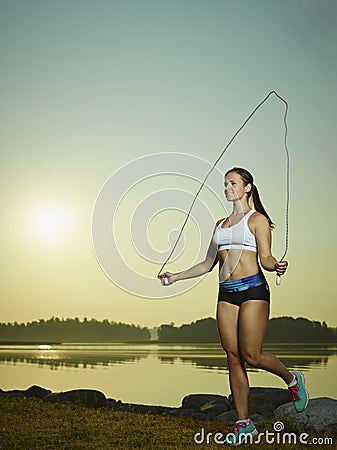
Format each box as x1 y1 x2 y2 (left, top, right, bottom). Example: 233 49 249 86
252 214 288 275
173 238 218 282
158 224 219 285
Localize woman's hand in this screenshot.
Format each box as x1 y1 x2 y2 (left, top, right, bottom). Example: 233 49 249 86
275 260 288 276
158 272 176 286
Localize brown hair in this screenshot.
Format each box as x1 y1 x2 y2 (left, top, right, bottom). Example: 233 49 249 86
225 167 275 229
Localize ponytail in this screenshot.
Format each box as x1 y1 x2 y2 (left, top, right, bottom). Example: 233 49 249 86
225 167 275 229
251 184 275 229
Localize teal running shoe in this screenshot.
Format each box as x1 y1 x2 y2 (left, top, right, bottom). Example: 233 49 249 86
225 419 258 446
288 370 309 412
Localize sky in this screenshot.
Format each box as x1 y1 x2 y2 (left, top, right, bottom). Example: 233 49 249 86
1 0 336 328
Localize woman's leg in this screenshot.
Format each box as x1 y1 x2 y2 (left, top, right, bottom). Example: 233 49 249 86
238 300 293 384
217 301 249 420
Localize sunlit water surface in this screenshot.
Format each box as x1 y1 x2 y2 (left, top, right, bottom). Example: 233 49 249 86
0 343 336 407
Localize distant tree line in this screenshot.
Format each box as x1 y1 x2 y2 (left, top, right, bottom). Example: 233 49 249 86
0 317 150 342
1 316 335 343
264 317 335 343
159 318 218 343
158 317 337 343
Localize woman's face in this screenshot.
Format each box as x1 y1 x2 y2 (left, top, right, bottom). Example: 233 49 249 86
224 171 251 202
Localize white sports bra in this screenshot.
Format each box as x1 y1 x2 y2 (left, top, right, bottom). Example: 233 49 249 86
213 209 257 252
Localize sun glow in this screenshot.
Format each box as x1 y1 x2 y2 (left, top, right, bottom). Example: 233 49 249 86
28 203 74 242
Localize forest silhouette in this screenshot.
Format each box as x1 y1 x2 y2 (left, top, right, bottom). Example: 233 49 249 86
158 317 337 343
0 316 335 343
0 317 150 343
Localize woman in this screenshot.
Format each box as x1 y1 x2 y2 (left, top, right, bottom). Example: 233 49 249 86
158 167 308 445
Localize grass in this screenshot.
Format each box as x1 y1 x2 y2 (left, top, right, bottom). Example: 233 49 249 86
0 397 335 449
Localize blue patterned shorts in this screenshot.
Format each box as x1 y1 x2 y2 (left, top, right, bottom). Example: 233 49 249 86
218 272 270 306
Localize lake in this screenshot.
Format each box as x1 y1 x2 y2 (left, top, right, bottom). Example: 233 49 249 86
0 343 336 407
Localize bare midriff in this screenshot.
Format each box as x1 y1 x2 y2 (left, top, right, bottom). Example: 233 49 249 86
218 249 260 282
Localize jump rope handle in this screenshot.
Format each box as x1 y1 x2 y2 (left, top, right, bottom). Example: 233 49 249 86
276 259 288 286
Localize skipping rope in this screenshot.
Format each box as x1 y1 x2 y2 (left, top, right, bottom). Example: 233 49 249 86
157 90 290 286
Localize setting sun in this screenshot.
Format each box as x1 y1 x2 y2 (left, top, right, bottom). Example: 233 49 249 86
28 203 74 242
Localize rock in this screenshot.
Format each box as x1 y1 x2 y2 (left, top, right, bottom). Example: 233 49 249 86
273 397 337 433
0 390 25 399
106 398 117 409
115 404 134 412
182 394 229 411
192 413 208 421
251 401 275 418
146 405 176 416
43 389 106 407
25 385 52 399
0 385 51 400
214 409 237 422
250 413 268 422
323 423 337 437
201 404 230 420
169 408 195 418
228 387 291 418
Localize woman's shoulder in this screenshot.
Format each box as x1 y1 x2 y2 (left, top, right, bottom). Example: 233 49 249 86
249 211 269 227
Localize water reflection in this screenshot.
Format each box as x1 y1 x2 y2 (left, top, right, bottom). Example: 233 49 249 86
0 343 147 369
157 343 336 371
0 343 335 372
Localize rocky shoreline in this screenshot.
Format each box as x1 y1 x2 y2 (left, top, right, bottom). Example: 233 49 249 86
1 385 336 435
